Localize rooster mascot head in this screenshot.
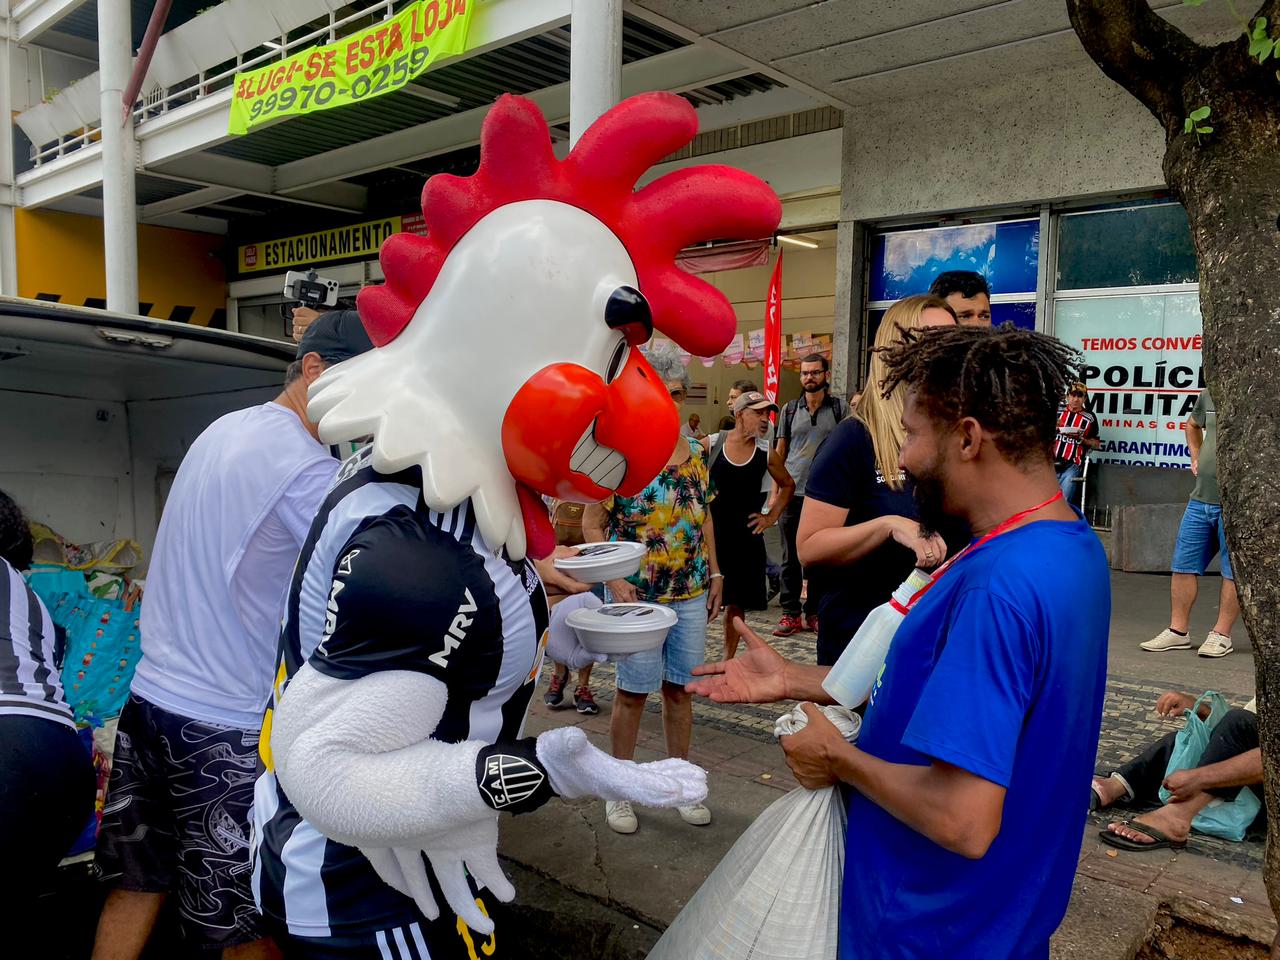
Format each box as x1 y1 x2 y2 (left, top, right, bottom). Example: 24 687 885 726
308 91 782 560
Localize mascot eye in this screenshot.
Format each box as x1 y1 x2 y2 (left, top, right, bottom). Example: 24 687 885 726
605 285 652 346
605 337 629 384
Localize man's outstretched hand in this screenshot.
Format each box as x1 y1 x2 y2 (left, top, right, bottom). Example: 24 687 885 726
685 617 788 704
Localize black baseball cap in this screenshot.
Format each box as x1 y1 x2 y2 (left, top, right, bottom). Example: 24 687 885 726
296 308 374 363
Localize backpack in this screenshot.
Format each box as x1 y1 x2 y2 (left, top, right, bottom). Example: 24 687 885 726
781 394 845 445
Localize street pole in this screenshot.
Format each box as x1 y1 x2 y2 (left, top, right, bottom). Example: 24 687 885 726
0 0 18 296
98 0 139 313
568 0 622 147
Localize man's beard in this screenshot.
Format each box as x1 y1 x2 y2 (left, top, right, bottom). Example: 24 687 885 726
908 464 950 539
803 381 827 393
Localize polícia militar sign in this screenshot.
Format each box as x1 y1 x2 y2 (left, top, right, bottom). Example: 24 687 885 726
1055 292 1204 469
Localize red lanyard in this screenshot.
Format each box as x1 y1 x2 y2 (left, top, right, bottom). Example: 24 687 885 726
900 491 1064 613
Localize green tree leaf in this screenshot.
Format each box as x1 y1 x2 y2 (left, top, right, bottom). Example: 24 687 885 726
1190 105 1212 121
1196 125 1214 133
1184 117 1195 133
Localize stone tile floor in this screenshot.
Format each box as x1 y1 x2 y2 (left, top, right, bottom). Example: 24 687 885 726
558 603 1265 871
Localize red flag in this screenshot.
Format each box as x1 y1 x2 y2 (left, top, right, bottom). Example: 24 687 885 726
763 250 783 422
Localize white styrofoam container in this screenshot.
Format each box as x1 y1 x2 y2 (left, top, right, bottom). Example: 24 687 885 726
566 602 676 656
552 541 645 583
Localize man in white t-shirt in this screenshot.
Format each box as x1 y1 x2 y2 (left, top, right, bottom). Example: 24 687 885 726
92 312 373 960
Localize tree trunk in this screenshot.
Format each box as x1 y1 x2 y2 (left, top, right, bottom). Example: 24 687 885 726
1165 59 1280 916
1069 0 1280 921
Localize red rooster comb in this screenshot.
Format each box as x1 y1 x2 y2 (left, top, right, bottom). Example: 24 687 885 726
357 92 782 358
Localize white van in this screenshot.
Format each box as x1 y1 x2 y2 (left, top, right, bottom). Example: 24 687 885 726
0 296 294 568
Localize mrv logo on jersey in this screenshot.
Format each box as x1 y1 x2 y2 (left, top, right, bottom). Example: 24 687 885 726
428 588 477 668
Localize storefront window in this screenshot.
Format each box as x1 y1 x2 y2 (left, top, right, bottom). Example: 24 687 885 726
1053 201 1202 472
1056 202 1198 290
870 218 1039 302
862 218 1040 384
992 302 1036 329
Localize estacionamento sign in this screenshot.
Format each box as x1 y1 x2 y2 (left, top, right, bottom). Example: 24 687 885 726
238 218 401 273
228 0 472 136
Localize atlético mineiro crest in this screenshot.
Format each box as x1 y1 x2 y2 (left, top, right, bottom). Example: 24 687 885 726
479 754 546 809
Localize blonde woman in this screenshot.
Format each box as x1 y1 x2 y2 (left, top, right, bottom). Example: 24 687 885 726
797 294 957 665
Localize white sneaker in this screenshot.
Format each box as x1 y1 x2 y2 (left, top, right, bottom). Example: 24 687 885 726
605 800 637 834
677 802 712 826
1140 629 1191 652
1197 631 1233 658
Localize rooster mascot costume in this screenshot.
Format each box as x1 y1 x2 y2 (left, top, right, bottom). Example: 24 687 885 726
251 91 780 958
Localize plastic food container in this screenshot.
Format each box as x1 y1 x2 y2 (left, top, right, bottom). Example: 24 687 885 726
552 541 645 583
566 602 677 656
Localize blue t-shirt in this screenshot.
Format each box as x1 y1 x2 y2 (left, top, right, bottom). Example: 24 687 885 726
841 516 1110 960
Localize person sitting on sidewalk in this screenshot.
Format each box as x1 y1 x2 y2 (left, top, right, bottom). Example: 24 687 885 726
1095 690 1260 851
1141 389 1238 658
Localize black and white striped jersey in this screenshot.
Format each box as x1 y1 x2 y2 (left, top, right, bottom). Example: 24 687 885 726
252 447 549 938
1 557 75 730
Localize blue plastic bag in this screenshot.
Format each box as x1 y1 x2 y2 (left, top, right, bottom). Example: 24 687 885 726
23 567 142 724
1159 691 1261 842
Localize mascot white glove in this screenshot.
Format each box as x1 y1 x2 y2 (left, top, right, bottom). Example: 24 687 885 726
272 666 706 938
363 816 515 936
545 592 608 672
535 726 707 805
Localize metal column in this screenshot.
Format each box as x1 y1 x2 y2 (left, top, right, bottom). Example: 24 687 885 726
0 2 18 297
831 112 868 397
98 0 138 313
568 0 622 146
831 217 867 397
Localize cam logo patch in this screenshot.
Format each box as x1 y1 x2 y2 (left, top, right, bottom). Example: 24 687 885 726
479 754 545 810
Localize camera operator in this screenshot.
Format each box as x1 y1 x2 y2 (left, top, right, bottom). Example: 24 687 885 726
281 268 353 343
288 296 356 343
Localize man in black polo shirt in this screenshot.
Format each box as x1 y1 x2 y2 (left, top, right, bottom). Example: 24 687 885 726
773 354 844 637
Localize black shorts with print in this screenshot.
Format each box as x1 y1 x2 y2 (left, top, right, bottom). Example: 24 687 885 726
97 694 267 949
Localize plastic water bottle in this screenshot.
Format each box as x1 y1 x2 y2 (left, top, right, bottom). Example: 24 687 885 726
822 568 933 708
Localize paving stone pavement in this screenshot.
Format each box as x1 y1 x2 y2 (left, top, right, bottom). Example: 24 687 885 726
556 600 1265 871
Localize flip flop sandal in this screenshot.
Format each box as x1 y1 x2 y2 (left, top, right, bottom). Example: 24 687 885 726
1099 820 1187 852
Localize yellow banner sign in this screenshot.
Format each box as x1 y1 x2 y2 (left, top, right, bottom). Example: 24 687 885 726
228 0 472 136
238 217 401 273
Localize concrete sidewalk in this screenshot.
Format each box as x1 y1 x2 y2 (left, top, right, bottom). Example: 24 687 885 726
501 570 1271 959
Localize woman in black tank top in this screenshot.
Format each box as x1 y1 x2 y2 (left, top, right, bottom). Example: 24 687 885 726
705 393 795 658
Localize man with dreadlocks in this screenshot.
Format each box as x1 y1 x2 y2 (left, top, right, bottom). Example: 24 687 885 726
688 325 1110 959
